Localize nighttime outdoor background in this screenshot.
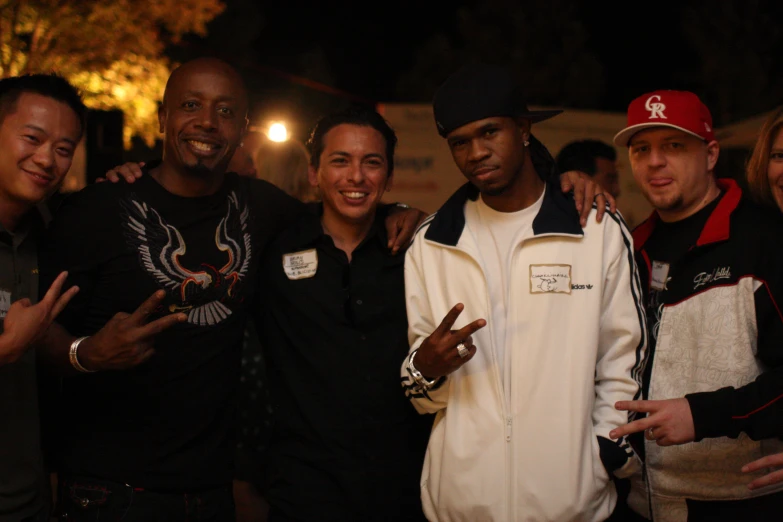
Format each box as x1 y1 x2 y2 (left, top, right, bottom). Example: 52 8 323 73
2 0 782 175
193 0 783 140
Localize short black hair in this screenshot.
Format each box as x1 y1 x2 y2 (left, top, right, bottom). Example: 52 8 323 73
555 139 616 177
306 105 398 176
0 74 87 138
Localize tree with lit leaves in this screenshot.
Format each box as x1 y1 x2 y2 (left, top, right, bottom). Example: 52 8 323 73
0 0 225 146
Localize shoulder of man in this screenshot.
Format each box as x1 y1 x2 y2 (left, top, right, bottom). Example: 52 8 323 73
582 203 634 240
51 180 130 217
733 196 783 233
411 212 437 244
731 198 783 258
242 176 306 214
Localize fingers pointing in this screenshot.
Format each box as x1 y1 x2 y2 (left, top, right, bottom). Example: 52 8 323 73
128 290 167 324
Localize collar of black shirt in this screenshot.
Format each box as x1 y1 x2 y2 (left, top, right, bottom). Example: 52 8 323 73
289 202 395 256
0 202 50 246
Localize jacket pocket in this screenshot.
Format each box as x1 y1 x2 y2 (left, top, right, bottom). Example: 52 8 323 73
591 434 611 487
596 435 631 478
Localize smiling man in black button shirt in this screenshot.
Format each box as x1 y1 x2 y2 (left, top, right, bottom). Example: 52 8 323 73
0 74 83 522
249 107 432 522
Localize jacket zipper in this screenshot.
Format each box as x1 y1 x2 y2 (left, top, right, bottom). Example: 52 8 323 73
430 239 514 517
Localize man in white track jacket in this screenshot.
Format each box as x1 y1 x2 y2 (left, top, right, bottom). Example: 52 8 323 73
400 64 648 522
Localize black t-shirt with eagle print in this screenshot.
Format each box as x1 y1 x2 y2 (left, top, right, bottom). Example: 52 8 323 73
39 171 304 491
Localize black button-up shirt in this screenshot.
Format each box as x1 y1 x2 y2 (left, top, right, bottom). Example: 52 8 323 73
0 208 47 522
253 205 431 522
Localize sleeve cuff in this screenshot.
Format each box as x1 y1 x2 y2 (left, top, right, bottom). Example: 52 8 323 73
686 386 736 441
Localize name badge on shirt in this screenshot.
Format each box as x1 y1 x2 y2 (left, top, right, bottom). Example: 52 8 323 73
0 288 10 319
283 249 318 280
529 264 572 294
650 261 670 291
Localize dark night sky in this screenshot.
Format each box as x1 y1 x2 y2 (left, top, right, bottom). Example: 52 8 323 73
244 0 699 108
175 0 780 142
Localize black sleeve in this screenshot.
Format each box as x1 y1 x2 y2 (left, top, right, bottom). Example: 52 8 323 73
38 185 117 335
687 229 783 441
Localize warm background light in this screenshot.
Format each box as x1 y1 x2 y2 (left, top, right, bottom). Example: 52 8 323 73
268 122 288 142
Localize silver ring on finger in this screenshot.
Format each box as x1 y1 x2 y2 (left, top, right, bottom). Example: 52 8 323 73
456 342 469 359
646 427 656 441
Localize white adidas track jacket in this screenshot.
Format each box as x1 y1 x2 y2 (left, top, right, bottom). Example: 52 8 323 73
402 181 648 522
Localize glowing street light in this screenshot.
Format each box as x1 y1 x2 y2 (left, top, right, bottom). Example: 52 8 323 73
268 122 288 142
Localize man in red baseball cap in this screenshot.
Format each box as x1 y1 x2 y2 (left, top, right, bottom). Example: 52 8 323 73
608 90 783 521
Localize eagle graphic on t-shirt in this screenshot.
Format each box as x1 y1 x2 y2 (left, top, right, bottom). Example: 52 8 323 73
121 191 252 326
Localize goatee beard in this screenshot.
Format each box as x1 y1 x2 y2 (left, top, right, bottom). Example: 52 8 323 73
184 160 217 177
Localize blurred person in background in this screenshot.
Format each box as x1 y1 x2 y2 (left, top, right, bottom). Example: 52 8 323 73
253 134 317 202
228 144 258 178
746 106 783 212
556 139 622 199
734 105 783 493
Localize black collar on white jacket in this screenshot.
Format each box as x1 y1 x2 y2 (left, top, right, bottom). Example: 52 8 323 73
423 176 584 247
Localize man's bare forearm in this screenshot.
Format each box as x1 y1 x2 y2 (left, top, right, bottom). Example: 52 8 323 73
36 321 81 375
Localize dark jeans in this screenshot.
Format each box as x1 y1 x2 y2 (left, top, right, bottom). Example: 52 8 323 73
57 475 234 522
21 506 52 522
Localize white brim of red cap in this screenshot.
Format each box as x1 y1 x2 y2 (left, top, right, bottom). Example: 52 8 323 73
613 122 707 147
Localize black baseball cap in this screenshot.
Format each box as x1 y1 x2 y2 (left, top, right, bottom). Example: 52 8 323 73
433 63 562 138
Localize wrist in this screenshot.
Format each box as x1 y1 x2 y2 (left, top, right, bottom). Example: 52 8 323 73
412 347 439 379
407 350 439 388
71 336 99 372
0 332 26 365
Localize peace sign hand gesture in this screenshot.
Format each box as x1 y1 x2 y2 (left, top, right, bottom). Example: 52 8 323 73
414 303 486 379
0 271 79 365
77 290 187 371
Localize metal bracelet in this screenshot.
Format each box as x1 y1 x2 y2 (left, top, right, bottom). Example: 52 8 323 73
407 350 437 390
69 336 96 373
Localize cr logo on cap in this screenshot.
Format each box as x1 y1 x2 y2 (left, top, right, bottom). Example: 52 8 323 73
645 95 667 120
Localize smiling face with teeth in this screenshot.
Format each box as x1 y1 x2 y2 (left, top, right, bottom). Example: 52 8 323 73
309 123 392 229
0 93 80 213
158 58 248 180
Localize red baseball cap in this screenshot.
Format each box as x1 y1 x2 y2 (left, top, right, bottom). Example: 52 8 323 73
613 90 714 147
